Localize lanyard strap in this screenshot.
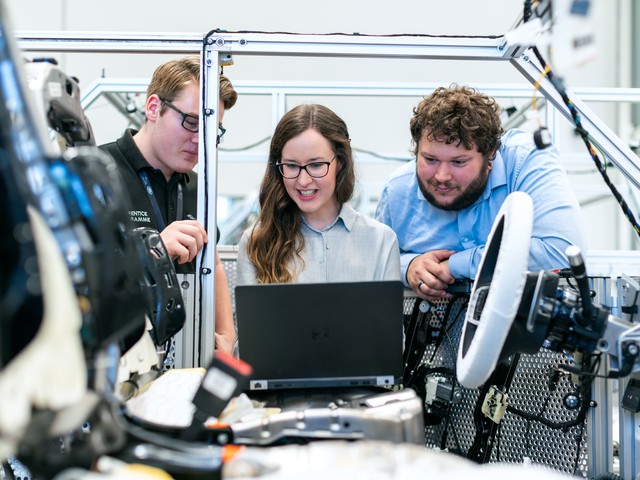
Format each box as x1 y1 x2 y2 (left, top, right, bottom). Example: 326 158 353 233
176 181 183 223
138 171 183 231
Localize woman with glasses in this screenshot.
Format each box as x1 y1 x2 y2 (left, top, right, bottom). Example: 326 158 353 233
236 103 400 285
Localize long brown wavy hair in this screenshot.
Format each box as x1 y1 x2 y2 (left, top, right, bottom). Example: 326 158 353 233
247 104 355 283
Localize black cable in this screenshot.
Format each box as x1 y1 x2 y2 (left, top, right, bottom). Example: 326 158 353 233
196 36 211 367
530 46 640 240
208 28 505 40
490 351 594 469
558 353 620 380
624 286 639 324
523 0 533 22
506 355 596 431
572 412 587 475
561 275 580 294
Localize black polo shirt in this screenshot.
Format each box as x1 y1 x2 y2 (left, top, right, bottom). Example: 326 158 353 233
100 129 199 274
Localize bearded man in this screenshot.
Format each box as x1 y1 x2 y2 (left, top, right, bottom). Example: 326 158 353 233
376 84 586 302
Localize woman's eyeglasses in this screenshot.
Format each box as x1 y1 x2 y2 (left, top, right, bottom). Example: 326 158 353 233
276 157 335 179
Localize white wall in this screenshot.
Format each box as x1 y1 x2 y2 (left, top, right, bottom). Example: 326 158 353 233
5 0 638 250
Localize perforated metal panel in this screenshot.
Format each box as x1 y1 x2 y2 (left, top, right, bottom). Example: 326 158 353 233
403 294 590 477
220 248 240 316
220 246 240 354
501 351 590 474
163 246 240 370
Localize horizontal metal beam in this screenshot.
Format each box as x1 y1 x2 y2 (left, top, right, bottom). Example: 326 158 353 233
82 77 640 103
222 81 542 98
14 30 517 61
206 31 514 61
81 78 148 108
15 30 204 53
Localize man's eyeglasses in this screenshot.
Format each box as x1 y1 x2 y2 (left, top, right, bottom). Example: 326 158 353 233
276 157 335 179
160 98 199 133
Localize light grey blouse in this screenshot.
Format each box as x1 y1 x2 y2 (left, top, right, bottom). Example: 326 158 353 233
236 203 401 285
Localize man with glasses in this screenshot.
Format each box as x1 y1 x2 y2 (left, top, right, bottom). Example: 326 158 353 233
100 56 238 354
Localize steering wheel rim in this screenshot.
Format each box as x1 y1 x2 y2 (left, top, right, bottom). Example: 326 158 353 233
456 192 534 389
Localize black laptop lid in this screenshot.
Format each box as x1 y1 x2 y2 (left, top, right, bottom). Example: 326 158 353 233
235 281 404 390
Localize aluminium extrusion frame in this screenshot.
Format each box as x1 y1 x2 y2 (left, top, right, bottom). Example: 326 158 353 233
201 31 640 480
14 30 204 53
197 34 527 370
197 31 527 364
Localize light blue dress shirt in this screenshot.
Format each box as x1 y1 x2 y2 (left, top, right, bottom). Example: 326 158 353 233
237 203 401 285
375 129 586 285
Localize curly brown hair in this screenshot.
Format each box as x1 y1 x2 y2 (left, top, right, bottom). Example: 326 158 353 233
410 84 503 161
247 104 354 283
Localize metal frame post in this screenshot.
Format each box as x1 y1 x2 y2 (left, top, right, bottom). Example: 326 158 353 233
195 48 222 365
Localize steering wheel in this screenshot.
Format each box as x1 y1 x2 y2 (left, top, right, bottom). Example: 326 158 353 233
456 192 534 389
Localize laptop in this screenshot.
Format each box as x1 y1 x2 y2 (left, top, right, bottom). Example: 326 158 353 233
235 281 404 391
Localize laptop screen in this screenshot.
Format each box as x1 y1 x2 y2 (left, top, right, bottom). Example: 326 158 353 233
235 281 404 390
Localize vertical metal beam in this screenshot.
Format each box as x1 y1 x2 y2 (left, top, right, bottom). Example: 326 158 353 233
632 1 640 125
586 277 614 477
618 376 640 480
195 49 221 366
588 377 614 476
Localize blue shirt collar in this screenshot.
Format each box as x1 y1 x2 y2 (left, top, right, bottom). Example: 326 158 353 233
483 149 507 199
